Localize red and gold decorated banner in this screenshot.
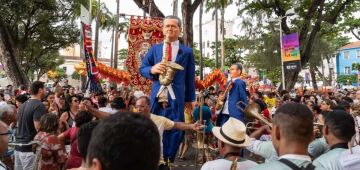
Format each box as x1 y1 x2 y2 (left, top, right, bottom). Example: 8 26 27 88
126 16 164 91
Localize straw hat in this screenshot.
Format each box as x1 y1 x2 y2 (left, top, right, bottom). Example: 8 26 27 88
212 117 251 147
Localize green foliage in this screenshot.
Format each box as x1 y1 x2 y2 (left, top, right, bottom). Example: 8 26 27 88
309 35 350 67
52 67 68 81
71 71 81 80
118 49 128 60
210 38 245 66
233 0 360 89
205 0 233 12
264 67 281 84
352 63 360 71
337 75 357 85
193 43 216 70
0 0 79 80
342 16 360 40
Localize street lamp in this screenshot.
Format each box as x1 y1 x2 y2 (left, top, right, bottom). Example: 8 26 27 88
269 9 296 90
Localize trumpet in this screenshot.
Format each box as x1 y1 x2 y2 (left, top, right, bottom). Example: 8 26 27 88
237 101 272 128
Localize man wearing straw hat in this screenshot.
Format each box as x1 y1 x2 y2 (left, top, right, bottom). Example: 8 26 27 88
201 117 257 170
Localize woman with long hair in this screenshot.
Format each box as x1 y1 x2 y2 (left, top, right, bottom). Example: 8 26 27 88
59 95 80 131
34 114 67 170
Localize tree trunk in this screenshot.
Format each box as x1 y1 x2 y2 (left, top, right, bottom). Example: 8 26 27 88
114 0 119 69
94 0 100 60
199 0 203 80
173 0 178 16
325 55 332 85
215 7 219 68
309 65 318 90
314 66 329 86
133 0 165 18
220 7 225 69
110 27 114 67
181 0 194 47
282 0 326 90
0 24 29 86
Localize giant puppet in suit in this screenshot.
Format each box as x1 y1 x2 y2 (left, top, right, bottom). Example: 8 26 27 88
139 16 195 162
216 63 248 126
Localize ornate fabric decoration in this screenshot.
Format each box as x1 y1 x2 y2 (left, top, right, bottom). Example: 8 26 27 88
125 16 164 91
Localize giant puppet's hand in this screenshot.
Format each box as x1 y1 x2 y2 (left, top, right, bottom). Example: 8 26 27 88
150 62 167 75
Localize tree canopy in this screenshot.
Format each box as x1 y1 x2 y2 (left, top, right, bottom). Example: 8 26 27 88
235 0 360 90
0 0 80 86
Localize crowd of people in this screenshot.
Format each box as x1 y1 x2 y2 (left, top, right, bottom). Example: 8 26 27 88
0 15 359 170
0 78 359 170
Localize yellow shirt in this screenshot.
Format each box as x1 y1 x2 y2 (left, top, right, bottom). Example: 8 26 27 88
150 114 175 164
264 96 276 109
184 106 193 124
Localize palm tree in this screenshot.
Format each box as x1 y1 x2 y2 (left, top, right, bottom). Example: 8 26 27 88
94 0 113 59
111 20 129 68
206 0 233 69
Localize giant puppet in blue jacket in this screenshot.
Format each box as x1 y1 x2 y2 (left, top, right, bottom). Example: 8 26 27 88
139 16 196 162
216 63 248 126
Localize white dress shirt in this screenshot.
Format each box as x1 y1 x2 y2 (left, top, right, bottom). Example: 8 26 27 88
222 78 239 115
169 40 179 62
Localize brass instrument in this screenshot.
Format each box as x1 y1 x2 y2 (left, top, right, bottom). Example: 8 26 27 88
194 92 207 168
215 80 234 110
158 33 184 103
238 101 272 128
158 34 184 86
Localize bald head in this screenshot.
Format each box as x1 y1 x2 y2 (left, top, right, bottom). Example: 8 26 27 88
0 103 16 125
135 96 151 118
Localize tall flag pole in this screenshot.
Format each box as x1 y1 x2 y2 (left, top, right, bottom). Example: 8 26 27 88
80 2 102 93
82 23 102 92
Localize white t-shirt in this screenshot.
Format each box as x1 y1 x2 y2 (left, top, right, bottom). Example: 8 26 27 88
150 114 175 164
99 107 118 114
338 145 360 170
201 159 258 170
